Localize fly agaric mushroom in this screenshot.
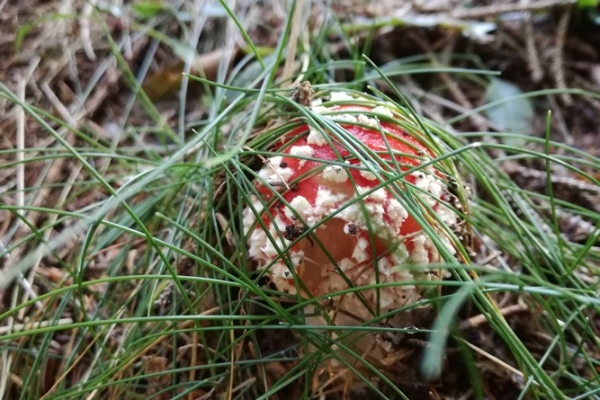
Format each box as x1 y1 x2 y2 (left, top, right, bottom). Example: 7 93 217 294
243 90 466 364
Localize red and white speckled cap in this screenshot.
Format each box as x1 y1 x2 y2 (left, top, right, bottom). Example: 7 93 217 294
243 90 464 324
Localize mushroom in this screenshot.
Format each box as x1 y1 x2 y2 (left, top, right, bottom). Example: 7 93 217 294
243 90 466 368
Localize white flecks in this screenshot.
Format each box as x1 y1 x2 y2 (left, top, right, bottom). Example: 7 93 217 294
274 214 288 231
355 113 379 128
422 236 440 265
269 263 297 293
308 188 348 226
359 168 378 181
289 145 315 157
242 210 255 234
242 196 265 233
372 188 388 202
269 262 288 278
438 235 456 256
260 237 281 259
427 179 444 198
307 126 328 146
409 233 430 265
390 245 410 267
372 105 394 118
412 171 444 207
395 268 415 283
463 183 473 198
336 189 391 238
276 166 296 182
263 175 286 186
352 237 369 263
330 91 356 102
315 187 334 207
250 213 292 261
331 113 358 124
408 170 460 230
311 104 328 114
338 257 353 272
386 198 408 225
435 202 459 227
337 204 362 228
290 251 304 268
284 195 312 220
358 187 387 202
248 212 281 261
376 257 392 273
258 159 296 186
248 228 268 260
323 165 348 183
269 156 283 166
288 145 315 168
268 250 305 288
343 222 358 235
363 201 385 219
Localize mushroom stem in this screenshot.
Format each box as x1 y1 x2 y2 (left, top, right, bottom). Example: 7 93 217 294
305 301 392 368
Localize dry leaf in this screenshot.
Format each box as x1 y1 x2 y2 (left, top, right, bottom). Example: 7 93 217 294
142 47 239 100
142 355 171 400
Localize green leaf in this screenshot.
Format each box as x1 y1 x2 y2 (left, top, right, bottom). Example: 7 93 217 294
484 78 534 141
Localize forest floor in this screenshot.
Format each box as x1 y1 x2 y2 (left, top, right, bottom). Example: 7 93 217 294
1 1 599 399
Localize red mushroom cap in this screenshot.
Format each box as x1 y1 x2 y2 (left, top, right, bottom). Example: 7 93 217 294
243 91 461 321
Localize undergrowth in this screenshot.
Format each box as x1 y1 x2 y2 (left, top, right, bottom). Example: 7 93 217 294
0 1 599 399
